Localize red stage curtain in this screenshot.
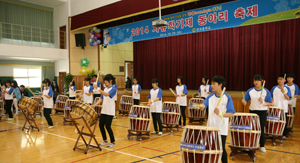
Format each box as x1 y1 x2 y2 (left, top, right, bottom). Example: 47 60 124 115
134 19 300 91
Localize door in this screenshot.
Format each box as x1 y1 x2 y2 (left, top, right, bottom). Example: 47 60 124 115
59 26 66 49
125 61 134 81
59 72 66 94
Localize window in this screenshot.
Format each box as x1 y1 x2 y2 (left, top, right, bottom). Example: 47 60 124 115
14 67 41 87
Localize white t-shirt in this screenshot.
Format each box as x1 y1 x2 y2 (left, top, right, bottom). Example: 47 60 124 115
285 83 299 107
175 84 187 106
132 84 142 100
83 85 93 104
93 81 101 95
5 87 14 100
43 87 53 109
271 86 292 113
101 86 117 116
148 88 163 113
69 86 76 98
198 84 213 98
244 87 272 111
203 93 235 136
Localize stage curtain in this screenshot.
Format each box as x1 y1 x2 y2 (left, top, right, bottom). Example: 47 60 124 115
134 18 300 91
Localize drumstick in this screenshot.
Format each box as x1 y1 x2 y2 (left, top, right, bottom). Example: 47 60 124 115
216 87 226 107
27 87 35 96
242 92 246 101
96 70 101 81
169 88 176 95
206 79 209 86
40 86 42 92
260 80 265 97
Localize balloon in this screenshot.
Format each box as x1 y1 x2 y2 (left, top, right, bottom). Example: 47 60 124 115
93 27 97 31
91 34 94 38
96 29 101 33
90 42 93 46
92 31 96 35
89 33 92 36
97 40 101 44
95 33 101 38
88 36 91 39
94 36 98 41
93 42 97 46
89 38 92 42
92 38 94 42
88 29 91 33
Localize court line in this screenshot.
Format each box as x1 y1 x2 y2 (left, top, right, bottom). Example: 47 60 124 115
142 147 180 156
132 150 181 163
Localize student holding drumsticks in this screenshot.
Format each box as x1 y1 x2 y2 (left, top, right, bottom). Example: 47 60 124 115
198 76 213 119
125 78 142 105
39 79 54 129
174 76 187 128
242 74 273 153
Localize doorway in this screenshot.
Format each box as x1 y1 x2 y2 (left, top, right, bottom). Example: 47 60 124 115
125 61 133 88
59 72 66 94
59 26 66 49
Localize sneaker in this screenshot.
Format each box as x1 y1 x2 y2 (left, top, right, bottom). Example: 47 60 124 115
44 125 49 128
113 116 117 119
158 132 163 136
7 118 14 121
151 131 158 134
181 125 185 129
48 126 54 129
282 136 287 140
107 143 116 148
178 125 181 128
260 147 266 153
99 141 108 146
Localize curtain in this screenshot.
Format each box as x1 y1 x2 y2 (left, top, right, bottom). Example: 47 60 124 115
134 18 300 91
42 67 55 82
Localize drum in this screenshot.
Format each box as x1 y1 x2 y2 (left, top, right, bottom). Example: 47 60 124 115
18 97 39 113
31 97 43 113
119 95 133 113
94 97 102 115
188 98 205 119
180 126 222 163
64 100 80 118
140 102 148 106
287 104 294 129
265 107 286 136
129 105 151 131
70 102 98 126
56 95 69 102
161 102 180 125
0 100 4 118
56 95 68 111
229 113 261 148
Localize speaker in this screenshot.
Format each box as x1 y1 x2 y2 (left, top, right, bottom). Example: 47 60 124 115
75 33 86 49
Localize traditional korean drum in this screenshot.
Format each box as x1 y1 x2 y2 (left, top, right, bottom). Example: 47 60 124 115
229 113 261 148
93 97 102 115
129 105 151 131
265 107 286 136
64 100 80 118
180 126 222 163
18 97 39 113
287 104 294 129
188 98 205 119
56 95 69 111
70 102 98 126
161 102 180 125
119 95 133 114
31 97 43 114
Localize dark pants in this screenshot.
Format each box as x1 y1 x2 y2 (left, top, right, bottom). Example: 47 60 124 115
94 94 101 98
221 135 228 163
250 110 267 147
44 108 53 126
5 100 13 118
133 99 139 105
53 96 57 104
283 113 289 136
99 114 115 143
152 113 162 132
179 106 186 126
69 97 76 100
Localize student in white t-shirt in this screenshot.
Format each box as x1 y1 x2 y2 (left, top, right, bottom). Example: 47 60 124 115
39 79 54 128
285 73 299 132
271 74 292 140
174 76 187 128
242 74 273 153
68 80 76 100
1 80 14 120
92 75 101 99
148 78 163 136
198 76 213 119
125 78 142 105
200 75 235 163
81 78 93 104
92 74 117 148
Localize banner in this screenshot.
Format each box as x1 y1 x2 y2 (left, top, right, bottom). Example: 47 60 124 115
104 0 300 45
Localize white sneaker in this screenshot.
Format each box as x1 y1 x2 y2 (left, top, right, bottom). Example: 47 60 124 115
260 147 266 153
107 143 116 148
99 141 108 146
7 118 14 121
48 126 54 129
158 132 163 136
151 131 157 134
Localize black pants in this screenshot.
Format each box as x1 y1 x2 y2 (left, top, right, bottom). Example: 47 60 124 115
250 110 267 147
53 96 57 104
221 135 228 163
5 100 13 118
94 94 101 98
99 114 115 143
152 113 162 132
283 113 289 136
44 108 53 126
69 97 76 100
179 106 186 126
133 99 140 105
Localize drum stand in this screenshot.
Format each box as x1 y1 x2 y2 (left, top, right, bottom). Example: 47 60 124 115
265 134 283 146
20 107 40 132
188 117 205 125
229 146 259 162
35 104 43 118
162 124 179 133
119 110 129 116
70 116 102 154
63 108 73 125
127 130 150 141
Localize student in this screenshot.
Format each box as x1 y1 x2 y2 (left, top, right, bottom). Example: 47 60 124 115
51 80 59 104
198 76 213 119
113 83 118 119
68 80 76 100
285 73 299 132
271 74 292 140
92 75 101 99
19 85 29 98
148 78 163 136
11 80 21 116
92 74 117 148
125 78 142 105
39 79 54 128
81 78 93 105
174 76 187 128
1 80 14 120
242 74 273 153
200 75 235 163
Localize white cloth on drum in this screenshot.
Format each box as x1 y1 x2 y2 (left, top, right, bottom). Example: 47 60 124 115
100 86 117 116
148 88 163 113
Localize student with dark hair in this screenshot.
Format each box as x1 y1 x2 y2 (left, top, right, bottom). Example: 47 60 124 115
271 74 292 140
242 74 273 152
174 76 187 128
148 78 163 136
1 80 14 120
11 80 21 115
19 85 29 98
198 76 213 119
125 78 142 105
200 75 235 163
92 74 117 148
68 80 76 100
81 77 93 105
39 79 54 128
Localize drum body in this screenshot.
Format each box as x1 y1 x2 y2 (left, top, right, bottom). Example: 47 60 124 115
18 97 39 113
56 95 69 111
180 126 222 163
287 104 294 129
161 102 180 125
70 102 98 126
188 98 205 119
229 113 261 148
129 105 151 132
119 95 133 113
265 107 286 136
94 97 102 115
31 97 43 113
64 100 80 118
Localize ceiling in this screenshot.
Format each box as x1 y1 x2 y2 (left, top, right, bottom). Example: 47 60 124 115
20 0 66 7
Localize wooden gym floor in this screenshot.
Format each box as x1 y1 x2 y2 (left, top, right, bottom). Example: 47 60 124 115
0 112 300 163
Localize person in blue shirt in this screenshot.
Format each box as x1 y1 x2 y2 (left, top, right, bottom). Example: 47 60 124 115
197 76 213 120
174 76 188 128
